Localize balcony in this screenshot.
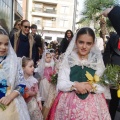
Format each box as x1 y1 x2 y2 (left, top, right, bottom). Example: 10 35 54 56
39 21 66 32
43 27 68 32
43 9 56 14
32 11 57 18
33 0 58 4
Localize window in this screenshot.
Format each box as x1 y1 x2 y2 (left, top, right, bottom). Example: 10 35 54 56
33 4 42 12
60 6 69 14
59 19 68 27
44 6 56 14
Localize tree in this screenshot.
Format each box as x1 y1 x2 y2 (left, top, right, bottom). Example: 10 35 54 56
78 0 115 42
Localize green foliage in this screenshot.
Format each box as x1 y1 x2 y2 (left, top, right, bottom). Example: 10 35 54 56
0 103 6 111
83 0 114 16
77 17 91 26
100 64 120 89
78 0 115 30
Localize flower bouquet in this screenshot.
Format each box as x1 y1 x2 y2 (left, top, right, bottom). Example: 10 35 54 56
99 64 120 97
49 71 58 85
85 71 103 93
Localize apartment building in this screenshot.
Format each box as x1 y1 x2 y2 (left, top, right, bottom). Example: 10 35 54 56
26 0 78 43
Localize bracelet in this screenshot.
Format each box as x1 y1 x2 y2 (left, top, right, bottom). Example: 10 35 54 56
70 85 75 91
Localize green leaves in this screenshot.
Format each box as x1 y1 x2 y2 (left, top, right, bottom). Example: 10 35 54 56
78 0 115 30
0 103 6 111
100 64 120 89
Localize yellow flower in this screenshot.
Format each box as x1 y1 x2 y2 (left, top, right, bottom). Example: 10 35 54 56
117 89 120 98
85 71 93 81
94 74 100 82
85 71 100 83
85 71 100 92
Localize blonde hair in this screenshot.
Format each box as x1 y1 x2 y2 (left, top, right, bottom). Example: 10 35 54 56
22 57 33 67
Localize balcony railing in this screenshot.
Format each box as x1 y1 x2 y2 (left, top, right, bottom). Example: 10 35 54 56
43 9 56 14
32 7 42 12
33 0 58 4
32 7 56 14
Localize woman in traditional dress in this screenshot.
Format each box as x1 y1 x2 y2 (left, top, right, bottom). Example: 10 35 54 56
47 27 111 120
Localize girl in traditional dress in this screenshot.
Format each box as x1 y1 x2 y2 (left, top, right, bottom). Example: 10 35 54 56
37 51 56 119
38 51 54 102
22 57 43 120
0 26 30 120
47 27 111 120
42 53 65 120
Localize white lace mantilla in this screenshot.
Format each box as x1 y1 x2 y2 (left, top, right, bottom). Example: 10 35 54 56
61 51 105 77
69 51 97 67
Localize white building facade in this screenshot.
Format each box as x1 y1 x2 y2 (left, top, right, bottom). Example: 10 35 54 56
26 0 78 43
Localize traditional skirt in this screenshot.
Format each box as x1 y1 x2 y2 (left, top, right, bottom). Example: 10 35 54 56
0 88 30 120
27 97 43 120
39 78 50 102
47 92 111 120
0 100 20 120
42 84 57 120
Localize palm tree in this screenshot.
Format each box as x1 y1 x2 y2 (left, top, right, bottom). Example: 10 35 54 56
78 0 115 42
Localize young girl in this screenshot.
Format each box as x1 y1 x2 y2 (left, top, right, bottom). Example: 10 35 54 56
42 53 65 120
22 57 43 120
38 51 54 102
37 51 56 119
0 25 30 120
47 27 111 120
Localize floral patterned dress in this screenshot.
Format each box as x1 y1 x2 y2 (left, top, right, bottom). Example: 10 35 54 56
23 76 43 120
47 51 111 120
39 64 54 102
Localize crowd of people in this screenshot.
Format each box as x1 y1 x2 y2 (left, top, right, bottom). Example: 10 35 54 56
0 5 120 120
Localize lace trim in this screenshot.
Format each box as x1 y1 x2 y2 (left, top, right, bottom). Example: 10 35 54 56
67 52 100 70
